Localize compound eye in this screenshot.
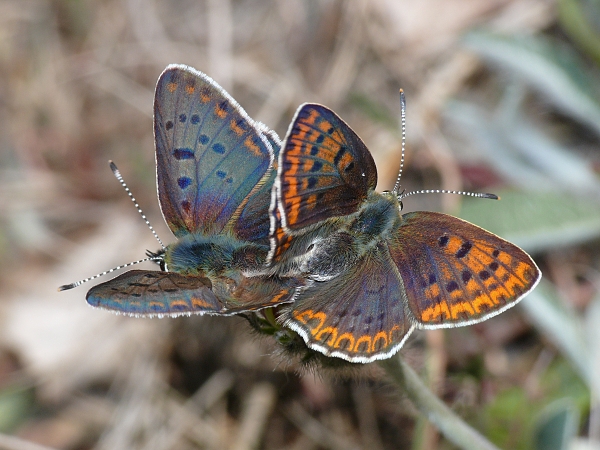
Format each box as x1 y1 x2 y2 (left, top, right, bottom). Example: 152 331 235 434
306 237 323 253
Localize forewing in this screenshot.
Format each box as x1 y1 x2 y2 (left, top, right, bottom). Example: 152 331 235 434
388 211 541 328
154 65 274 238
283 243 414 363
277 103 377 232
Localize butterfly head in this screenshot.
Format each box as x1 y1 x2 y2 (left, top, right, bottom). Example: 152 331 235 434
146 248 166 271
381 189 405 212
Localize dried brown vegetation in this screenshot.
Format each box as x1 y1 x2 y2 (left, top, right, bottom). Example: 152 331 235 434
0 0 598 449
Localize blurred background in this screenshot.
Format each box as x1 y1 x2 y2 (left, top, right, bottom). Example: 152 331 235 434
1 0 599 449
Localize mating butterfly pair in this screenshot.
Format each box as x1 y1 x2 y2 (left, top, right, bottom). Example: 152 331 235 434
64 65 541 363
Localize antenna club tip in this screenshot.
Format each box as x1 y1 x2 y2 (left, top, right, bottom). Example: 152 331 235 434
58 283 75 292
109 161 119 174
483 193 500 200
399 89 406 110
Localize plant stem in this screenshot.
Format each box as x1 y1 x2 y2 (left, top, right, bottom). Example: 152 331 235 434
379 356 500 450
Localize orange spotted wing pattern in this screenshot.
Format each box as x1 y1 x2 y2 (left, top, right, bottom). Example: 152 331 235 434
154 65 274 241
276 104 377 232
87 270 302 317
83 65 302 317
388 212 540 328
284 242 414 362
274 104 541 363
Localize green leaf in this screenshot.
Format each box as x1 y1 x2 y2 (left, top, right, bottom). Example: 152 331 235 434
462 31 600 135
445 99 600 197
533 399 580 450
380 357 500 450
558 0 600 66
0 386 33 433
480 360 588 449
459 190 600 254
519 280 591 386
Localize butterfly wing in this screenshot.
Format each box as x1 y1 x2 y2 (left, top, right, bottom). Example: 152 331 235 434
154 64 275 239
267 187 294 263
87 270 302 317
276 103 377 232
268 104 377 263
283 242 414 363
231 128 282 244
387 211 541 328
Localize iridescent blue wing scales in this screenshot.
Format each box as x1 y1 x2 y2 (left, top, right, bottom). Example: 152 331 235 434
85 66 298 317
155 65 274 239
232 128 282 244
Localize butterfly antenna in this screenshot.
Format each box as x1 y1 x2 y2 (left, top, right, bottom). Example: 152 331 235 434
110 161 166 250
58 255 162 291
392 89 406 194
400 189 499 201
392 92 499 203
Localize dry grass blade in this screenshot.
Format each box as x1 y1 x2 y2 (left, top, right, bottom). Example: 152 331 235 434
0 0 594 448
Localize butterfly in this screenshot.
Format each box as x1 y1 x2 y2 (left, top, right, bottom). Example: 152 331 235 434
70 64 304 316
268 102 542 363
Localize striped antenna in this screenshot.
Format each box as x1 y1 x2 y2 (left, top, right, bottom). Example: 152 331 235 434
400 189 498 201
58 255 162 291
58 161 167 291
110 161 165 250
392 89 406 194
391 91 499 205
